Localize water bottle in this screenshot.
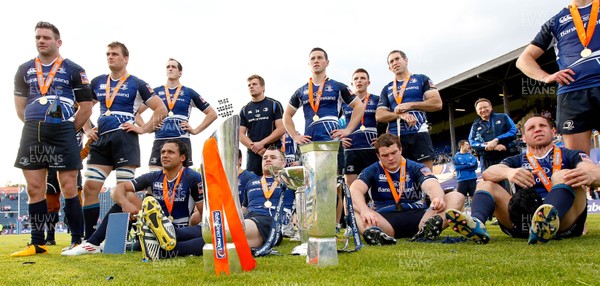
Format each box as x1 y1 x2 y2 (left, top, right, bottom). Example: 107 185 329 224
44 97 63 124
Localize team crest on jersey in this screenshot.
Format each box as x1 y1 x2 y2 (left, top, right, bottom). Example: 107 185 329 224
146 84 154 94
263 107 268 112
428 79 436 89
410 78 418 84
324 84 334 92
579 153 593 163
80 72 90 85
420 167 432 176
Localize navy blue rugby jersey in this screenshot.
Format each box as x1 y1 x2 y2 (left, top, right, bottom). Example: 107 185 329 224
131 168 203 227
153 85 210 139
378 74 435 135
357 159 437 212
289 79 356 142
90 74 155 135
531 3 600 93
14 58 92 122
342 94 379 150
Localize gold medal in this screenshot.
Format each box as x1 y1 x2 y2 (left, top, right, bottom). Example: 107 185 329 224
360 125 366 131
168 215 173 221
168 111 174 117
313 114 319 121
264 200 272 208
104 110 112 116
581 48 592 58
39 97 48 105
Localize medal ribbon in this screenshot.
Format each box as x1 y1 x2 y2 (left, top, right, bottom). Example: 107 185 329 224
380 157 406 204
35 56 64 95
281 135 286 153
105 74 130 110
360 93 371 128
392 74 411 105
164 85 183 112
260 176 279 203
162 168 184 215
569 0 599 50
203 138 256 274
525 145 562 192
308 77 327 117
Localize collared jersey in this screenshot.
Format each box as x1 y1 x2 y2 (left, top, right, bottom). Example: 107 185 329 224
358 159 437 212
14 58 92 122
131 168 203 227
531 3 600 93
501 147 588 198
90 74 155 135
378 74 436 135
289 79 356 142
242 176 294 217
153 85 211 139
342 94 379 150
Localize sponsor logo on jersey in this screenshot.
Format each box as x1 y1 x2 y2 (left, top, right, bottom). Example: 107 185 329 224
80 72 90 85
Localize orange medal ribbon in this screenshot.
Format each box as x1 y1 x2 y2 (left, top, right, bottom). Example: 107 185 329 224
105 74 130 111
525 145 562 192
281 135 286 153
164 85 183 113
359 93 371 128
569 0 599 55
380 157 406 205
260 176 279 205
308 77 327 119
392 74 411 105
35 56 64 96
162 168 184 216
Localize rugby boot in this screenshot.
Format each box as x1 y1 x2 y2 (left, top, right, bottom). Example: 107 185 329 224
11 244 48 257
445 209 490 244
133 211 160 261
410 215 444 242
528 204 559 245
141 196 176 251
362 226 397 246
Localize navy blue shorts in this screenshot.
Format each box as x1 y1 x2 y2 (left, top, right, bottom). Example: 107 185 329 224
149 138 193 167
344 148 378 175
15 121 83 170
244 211 282 245
557 86 600 134
380 208 427 238
400 132 435 163
87 129 140 168
457 179 477 197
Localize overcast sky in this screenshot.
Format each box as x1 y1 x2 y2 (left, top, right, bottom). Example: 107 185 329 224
0 0 567 185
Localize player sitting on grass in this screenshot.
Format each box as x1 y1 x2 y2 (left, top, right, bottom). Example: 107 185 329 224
446 115 600 244
62 139 204 259
350 133 465 245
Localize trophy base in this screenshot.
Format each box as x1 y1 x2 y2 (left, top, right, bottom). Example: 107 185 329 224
202 243 242 273
306 237 338 266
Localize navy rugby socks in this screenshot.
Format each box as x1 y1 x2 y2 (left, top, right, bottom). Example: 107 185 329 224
64 197 84 244
29 200 48 245
471 190 495 224
544 184 575 219
83 203 100 240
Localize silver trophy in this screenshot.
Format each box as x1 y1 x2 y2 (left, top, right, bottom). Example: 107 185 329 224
202 114 243 273
299 141 339 267
270 166 310 248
